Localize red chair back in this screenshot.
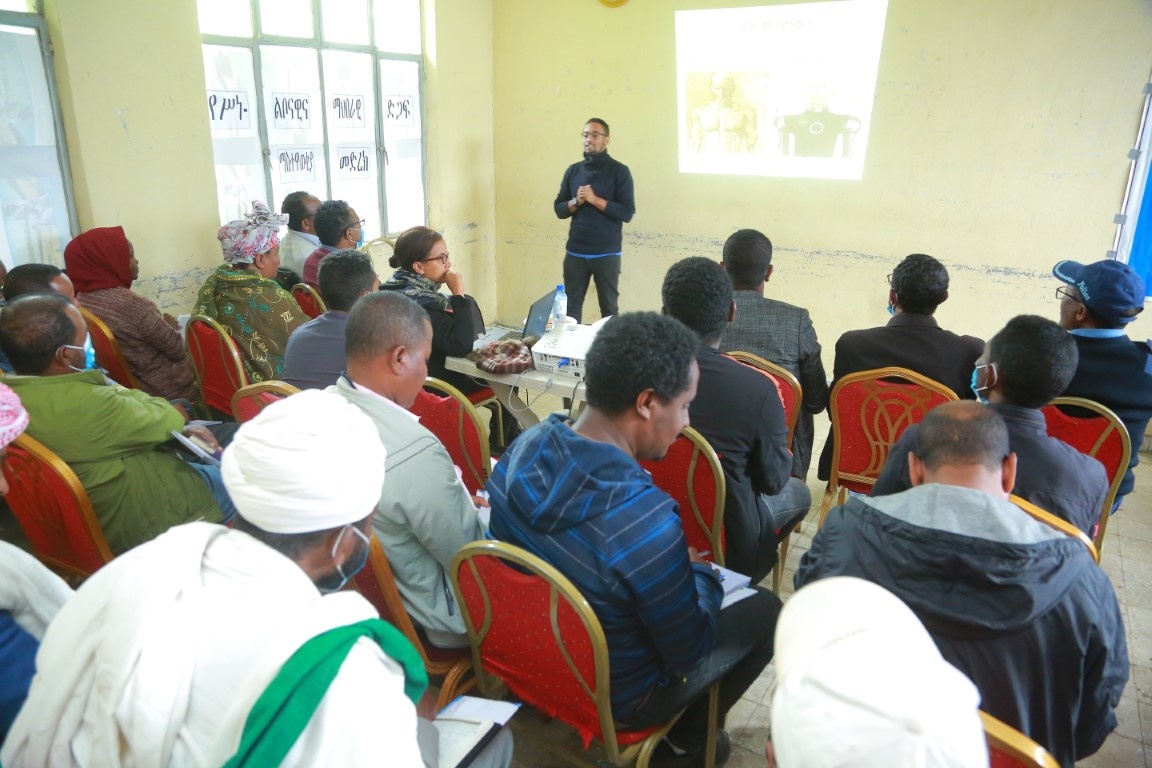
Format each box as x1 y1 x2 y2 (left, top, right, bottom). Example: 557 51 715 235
981 711 1059 768
638 426 726 564
725 351 802 451
1041 397 1131 552
231 381 300 423
185 315 249 417
450 541 664 755
77 306 138 389
820 367 958 525
291 283 327 319
3 433 113 583
410 378 492 493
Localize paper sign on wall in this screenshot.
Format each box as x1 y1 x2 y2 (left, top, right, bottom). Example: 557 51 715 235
336 145 371 179
271 92 312 129
331 94 366 128
207 90 251 130
382 95 415 126
274 146 317 183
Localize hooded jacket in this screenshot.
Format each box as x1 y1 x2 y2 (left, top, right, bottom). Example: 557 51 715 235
487 414 722 717
796 484 1128 767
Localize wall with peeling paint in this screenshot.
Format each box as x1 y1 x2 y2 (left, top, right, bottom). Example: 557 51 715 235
490 0 1152 364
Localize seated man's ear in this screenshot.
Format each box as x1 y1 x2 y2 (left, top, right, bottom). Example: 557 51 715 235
635 387 657 420
727 299 735 324
908 452 925 487
765 264 774 283
1001 452 1018 495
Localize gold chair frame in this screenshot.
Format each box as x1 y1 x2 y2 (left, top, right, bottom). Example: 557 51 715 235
979 710 1059 768
1010 495 1099 564
185 314 249 416
230 380 301 421
819 367 959 527
77 305 139 389
674 426 727 567
1045 396 1131 555
450 540 719 768
724 350 803 449
4 432 113 584
422 377 494 489
290 282 328 316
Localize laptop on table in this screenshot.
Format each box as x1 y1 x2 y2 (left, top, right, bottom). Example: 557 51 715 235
472 288 558 350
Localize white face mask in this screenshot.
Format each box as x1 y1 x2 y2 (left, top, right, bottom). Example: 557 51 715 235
324 524 371 593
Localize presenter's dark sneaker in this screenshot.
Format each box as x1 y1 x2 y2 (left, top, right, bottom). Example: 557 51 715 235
652 729 730 767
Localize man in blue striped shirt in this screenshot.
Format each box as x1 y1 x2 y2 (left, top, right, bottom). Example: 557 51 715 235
488 312 780 767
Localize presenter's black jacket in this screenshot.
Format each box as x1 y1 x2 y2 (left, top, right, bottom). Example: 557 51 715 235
553 151 635 255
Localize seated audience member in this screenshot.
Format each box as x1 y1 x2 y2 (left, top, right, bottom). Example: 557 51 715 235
719 229 828 480
2 390 513 768
283 249 379 390
818 253 983 479
2 263 75 303
0 294 232 554
797 401 1127 766
63 226 197 400
662 257 811 583
301 199 362 287
0 386 74 741
488 312 781 765
873 315 1108 536
193 200 306 383
768 577 985 768
1053 259 1152 507
332 292 486 648
278 190 322 276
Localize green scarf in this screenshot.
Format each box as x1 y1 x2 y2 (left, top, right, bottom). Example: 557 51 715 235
223 618 429 767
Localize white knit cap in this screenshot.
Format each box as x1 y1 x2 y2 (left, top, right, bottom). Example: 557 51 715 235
221 389 386 533
771 577 988 768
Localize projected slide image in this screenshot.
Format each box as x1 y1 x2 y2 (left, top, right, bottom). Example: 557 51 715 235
676 0 888 180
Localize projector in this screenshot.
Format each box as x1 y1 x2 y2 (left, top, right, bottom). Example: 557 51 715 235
531 323 599 380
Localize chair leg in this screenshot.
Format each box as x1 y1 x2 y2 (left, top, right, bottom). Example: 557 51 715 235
817 481 837 528
773 535 791 594
705 681 719 768
435 662 477 711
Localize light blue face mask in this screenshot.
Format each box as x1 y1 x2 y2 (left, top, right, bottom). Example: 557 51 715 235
63 333 97 372
970 362 995 404
886 303 895 316
356 231 365 249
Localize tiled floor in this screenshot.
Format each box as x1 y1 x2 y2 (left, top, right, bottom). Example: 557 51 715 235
502 399 1152 766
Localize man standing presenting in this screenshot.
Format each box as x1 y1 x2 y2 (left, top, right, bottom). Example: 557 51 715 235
553 118 635 322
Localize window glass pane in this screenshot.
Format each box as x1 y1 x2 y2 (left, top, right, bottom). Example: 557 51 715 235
378 59 423 232
0 1 35 11
259 0 313 39
261 46 328 215
373 0 420 55
197 0 253 38
321 0 370 46
323 50 379 240
203 45 266 225
0 24 74 267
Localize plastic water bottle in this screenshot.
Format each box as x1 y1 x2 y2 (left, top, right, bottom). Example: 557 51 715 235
552 284 568 330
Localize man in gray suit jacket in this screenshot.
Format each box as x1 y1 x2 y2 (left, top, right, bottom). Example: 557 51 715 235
720 229 828 479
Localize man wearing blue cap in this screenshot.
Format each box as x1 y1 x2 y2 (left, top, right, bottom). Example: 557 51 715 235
1053 259 1152 506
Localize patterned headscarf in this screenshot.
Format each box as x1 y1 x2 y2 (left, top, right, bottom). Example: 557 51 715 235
217 201 288 265
0 383 29 449
64 226 133 292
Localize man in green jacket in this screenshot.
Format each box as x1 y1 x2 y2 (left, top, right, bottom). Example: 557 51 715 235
330 291 486 649
0 294 230 554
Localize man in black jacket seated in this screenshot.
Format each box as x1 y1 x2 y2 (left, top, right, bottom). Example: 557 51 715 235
871 314 1109 537
797 401 1128 767
1053 258 1152 509
662 257 811 583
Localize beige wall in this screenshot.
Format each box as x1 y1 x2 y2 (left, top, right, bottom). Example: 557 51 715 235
491 0 1152 360
43 0 221 314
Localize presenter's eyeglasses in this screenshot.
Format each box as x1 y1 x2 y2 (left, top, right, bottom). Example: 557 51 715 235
581 131 608 139
1056 286 1083 304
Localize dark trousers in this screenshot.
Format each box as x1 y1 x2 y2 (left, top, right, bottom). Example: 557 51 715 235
620 587 781 748
563 254 621 323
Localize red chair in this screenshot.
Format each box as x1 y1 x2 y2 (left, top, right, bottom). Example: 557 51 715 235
77 306 138 389
291 283 327 319
185 315 249 418
410 377 492 493
1010 495 1098 563
2 432 113 584
819 368 958 526
724 351 802 451
638 426 726 565
450 540 719 767
231 380 301 423
351 536 474 710
1041 396 1131 556
980 711 1059 768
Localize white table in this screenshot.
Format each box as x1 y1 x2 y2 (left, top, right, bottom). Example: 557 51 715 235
444 356 586 428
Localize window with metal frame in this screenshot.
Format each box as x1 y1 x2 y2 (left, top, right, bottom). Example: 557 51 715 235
197 0 425 238
0 5 80 269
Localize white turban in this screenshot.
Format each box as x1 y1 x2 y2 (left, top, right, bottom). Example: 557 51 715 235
221 389 386 533
771 577 987 768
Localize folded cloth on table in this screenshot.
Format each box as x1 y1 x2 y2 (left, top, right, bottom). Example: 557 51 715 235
473 339 534 374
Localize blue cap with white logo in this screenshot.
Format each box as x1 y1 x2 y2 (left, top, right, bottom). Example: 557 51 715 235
1052 259 1145 325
